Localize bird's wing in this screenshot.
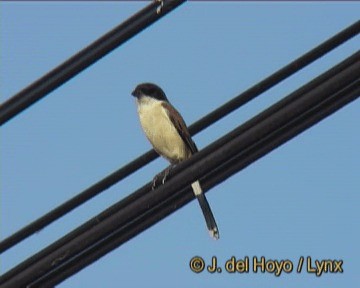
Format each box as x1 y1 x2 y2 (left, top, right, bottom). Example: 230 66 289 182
162 102 198 154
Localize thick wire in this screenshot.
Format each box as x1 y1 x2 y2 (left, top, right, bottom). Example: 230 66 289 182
2 50 359 288
1 19 359 254
24 58 360 288
0 0 186 125
33 60 360 287
207 81 360 191
1 45 359 287
1 47 358 286
32 79 360 288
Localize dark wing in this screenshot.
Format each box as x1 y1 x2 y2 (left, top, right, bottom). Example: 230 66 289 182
162 102 198 154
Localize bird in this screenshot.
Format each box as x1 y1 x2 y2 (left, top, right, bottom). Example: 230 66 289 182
131 83 219 240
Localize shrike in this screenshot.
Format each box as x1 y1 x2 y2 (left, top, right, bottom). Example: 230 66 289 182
132 83 219 240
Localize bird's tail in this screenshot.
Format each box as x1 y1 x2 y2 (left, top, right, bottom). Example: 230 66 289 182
191 181 219 240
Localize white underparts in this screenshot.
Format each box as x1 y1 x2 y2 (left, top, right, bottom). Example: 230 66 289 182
137 96 189 163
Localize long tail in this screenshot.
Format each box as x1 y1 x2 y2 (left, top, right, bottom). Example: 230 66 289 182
191 181 219 240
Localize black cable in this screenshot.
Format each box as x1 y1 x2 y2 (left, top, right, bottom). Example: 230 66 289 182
0 150 157 254
1 19 359 254
35 61 360 288
189 20 360 135
1 46 358 286
207 80 360 191
1 49 358 286
31 80 360 288
2 50 359 288
28 59 360 288
0 0 186 126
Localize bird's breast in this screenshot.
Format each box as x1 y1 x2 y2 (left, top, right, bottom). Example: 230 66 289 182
137 101 189 163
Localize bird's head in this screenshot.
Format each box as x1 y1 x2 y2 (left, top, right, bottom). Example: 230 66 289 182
131 83 168 102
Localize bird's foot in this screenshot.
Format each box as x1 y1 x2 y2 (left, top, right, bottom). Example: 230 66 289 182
155 0 164 14
152 173 161 190
152 165 176 190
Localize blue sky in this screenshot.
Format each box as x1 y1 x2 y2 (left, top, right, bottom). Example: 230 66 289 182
1 1 359 287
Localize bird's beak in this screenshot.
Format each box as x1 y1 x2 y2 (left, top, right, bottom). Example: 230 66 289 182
131 89 137 97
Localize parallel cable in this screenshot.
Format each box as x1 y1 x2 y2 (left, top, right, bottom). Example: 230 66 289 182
23 56 360 288
0 0 186 125
1 50 359 288
1 19 359 254
208 80 360 191
1 48 358 285
32 79 360 288
35 58 360 287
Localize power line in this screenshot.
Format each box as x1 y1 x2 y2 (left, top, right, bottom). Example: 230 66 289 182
32 55 360 287
1 50 359 288
0 0 186 126
1 19 359 254
189 20 360 135
32 80 360 288
202 81 360 193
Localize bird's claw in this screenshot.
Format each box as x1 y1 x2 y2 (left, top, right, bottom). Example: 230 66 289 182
162 167 171 184
152 174 160 190
152 165 175 190
155 0 164 14
152 172 164 190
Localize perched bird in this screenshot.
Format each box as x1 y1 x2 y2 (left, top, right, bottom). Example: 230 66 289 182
131 83 219 240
